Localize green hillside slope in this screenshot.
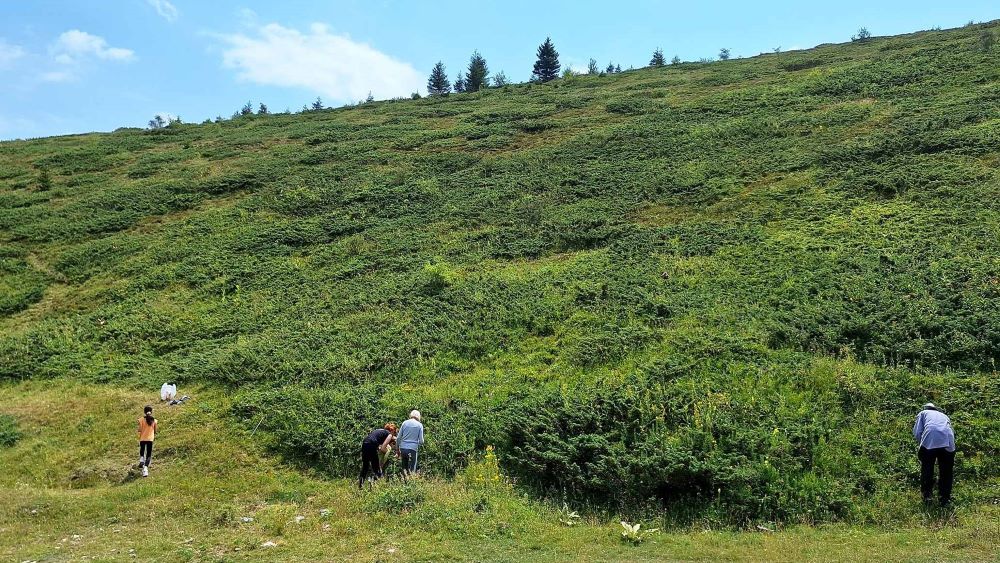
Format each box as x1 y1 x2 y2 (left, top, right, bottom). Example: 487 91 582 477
2 22 999 524
4 381 997 562
7 380 1000 563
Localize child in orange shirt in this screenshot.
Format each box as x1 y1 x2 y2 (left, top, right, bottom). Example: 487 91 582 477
137 405 157 477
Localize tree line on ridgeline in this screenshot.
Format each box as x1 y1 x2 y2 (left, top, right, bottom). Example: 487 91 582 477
428 37 625 97
145 24 999 129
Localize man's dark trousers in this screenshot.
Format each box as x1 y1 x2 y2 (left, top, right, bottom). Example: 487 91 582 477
919 446 955 504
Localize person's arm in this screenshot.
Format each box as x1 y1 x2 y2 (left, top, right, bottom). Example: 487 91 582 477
912 413 923 443
137 419 141 439
419 424 424 445
381 433 394 450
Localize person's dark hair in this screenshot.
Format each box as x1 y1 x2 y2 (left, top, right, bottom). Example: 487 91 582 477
143 405 154 426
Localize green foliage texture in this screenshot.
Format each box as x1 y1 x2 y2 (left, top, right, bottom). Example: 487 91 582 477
2 23 999 525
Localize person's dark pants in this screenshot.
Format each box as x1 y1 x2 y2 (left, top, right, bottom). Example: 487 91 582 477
919 446 955 505
358 444 382 488
400 448 418 476
139 441 153 467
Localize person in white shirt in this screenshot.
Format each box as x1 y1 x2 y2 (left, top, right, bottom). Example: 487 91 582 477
912 403 956 506
397 410 425 478
160 382 177 402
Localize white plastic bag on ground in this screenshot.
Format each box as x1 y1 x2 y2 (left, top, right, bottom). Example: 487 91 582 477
160 382 177 401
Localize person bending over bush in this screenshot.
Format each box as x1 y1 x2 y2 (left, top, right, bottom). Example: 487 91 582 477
359 423 397 489
913 402 956 507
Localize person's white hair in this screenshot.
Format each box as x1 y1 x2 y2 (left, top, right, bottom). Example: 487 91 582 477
409 410 421 421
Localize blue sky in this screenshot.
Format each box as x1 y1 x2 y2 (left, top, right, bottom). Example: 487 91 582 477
0 1 996 140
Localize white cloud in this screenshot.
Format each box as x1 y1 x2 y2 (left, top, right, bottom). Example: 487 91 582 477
148 0 179 23
40 70 75 82
238 8 258 26
51 30 135 63
218 23 423 101
0 39 25 69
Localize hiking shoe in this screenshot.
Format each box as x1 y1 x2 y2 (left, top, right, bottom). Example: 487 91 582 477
142 466 149 477
139 456 145 466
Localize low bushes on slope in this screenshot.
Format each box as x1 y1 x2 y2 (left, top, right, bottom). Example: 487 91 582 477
235 348 1000 525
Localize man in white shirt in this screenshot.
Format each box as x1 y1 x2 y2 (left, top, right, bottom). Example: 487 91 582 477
912 403 956 506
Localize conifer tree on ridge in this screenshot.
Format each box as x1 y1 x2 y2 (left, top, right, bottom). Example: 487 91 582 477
650 48 666 67
464 51 490 92
531 37 561 83
427 61 451 95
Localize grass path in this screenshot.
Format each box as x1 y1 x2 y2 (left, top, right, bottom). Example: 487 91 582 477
1 380 997 562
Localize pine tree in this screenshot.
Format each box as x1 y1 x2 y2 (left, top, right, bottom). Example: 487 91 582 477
531 37 560 82
148 114 166 129
427 61 451 95
311 96 324 110
650 48 666 67
718 48 731 60
258 103 269 115
605 62 616 74
492 71 509 87
365 91 375 103
588 58 600 74
240 101 253 116
615 64 622 73
454 73 466 93
852 27 871 42
671 55 681 65
464 51 489 92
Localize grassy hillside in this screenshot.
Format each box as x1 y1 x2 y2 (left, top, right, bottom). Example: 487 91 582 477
2 380 998 562
2 21 1000 528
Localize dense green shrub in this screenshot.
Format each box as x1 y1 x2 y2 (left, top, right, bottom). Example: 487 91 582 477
361 481 427 513
0 414 20 448
232 351 999 524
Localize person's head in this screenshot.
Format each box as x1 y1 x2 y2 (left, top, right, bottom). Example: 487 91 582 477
409 410 421 422
384 422 398 435
143 405 154 424
923 402 938 411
